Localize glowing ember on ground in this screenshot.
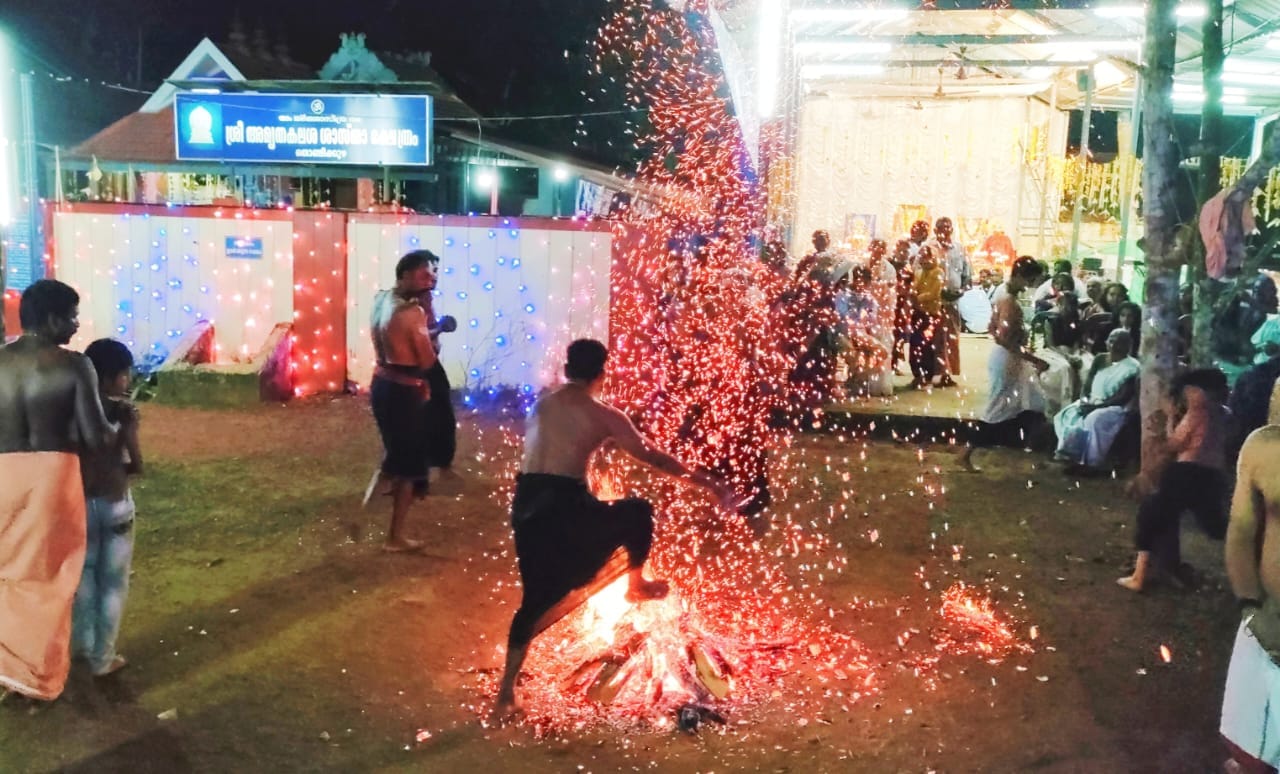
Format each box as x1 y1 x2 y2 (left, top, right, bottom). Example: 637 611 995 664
935 582 1033 661
1160 644 1173 663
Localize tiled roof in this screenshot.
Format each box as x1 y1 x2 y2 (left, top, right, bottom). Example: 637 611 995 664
219 42 317 81
67 107 175 163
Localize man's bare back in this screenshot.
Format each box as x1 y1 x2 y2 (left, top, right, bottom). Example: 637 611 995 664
521 383 664 480
0 338 114 455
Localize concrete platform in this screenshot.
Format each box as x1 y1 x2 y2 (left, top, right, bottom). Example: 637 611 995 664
825 334 996 444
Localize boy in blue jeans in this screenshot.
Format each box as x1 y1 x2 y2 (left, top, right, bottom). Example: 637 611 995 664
73 339 143 676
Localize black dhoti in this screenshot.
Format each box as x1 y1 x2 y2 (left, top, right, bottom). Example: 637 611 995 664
506 474 654 648
421 362 457 469
370 365 429 489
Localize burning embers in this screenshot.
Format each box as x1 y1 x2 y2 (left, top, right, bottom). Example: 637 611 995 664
935 582 1031 660
566 578 734 710
503 575 876 732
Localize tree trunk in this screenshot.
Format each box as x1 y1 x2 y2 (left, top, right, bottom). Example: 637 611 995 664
1190 0 1225 367
1135 0 1182 495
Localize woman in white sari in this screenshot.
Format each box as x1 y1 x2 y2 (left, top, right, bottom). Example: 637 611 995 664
1053 329 1139 469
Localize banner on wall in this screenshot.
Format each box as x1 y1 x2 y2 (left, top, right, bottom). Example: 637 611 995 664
174 93 432 166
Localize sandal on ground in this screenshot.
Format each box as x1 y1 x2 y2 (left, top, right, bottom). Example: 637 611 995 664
94 655 128 677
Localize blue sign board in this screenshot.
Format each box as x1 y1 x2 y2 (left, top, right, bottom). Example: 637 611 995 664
225 236 264 259
4 211 38 291
175 93 432 166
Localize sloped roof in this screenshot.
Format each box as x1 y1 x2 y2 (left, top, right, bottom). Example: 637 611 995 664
67 107 174 163
218 40 317 81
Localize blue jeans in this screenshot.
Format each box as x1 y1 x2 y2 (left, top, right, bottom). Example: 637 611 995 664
71 493 135 674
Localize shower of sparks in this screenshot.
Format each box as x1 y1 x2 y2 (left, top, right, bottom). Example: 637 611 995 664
463 0 1035 732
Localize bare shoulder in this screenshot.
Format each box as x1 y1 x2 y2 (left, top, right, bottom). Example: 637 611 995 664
1243 425 1280 450
392 301 426 322
584 396 633 437
1240 426 1280 476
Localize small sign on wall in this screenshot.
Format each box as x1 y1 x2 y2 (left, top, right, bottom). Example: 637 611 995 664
225 236 264 259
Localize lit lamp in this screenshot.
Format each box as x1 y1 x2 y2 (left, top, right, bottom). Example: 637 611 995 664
552 164 570 217
475 167 499 216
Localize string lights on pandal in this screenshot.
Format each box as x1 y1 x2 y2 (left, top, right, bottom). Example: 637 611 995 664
459 0 1037 735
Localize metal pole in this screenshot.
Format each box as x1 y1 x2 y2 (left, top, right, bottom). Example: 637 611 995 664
1069 66 1094 264
1116 78 1143 279
1036 81 1058 261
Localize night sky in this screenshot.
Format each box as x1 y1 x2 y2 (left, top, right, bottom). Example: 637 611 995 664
0 0 619 155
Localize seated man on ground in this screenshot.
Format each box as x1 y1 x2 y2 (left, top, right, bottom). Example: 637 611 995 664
1034 272 1077 313
492 339 737 722
1031 259 1088 309
1081 276 1106 316
1118 368 1230 591
956 273 994 334
1053 329 1139 472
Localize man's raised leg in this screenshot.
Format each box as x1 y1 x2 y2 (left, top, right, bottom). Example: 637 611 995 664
608 499 669 602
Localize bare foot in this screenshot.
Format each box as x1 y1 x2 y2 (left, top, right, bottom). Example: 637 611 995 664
1116 575 1144 592
382 538 425 554
488 696 524 726
625 579 670 603
94 655 128 677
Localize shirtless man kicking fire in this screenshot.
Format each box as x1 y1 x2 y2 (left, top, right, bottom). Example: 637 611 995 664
490 339 738 722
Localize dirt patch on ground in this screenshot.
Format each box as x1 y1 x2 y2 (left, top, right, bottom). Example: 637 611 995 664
0 398 1236 772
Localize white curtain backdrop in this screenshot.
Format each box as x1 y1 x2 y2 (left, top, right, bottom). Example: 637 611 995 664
792 94 1068 258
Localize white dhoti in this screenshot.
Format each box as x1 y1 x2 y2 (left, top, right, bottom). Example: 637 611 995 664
1222 621 1280 770
981 346 1046 424
1053 404 1129 467
1037 350 1088 417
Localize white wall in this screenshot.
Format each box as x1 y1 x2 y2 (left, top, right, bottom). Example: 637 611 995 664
345 216 612 392
792 95 1068 257
53 208 294 367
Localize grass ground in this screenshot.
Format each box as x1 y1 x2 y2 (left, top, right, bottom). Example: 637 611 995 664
0 397 1237 773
